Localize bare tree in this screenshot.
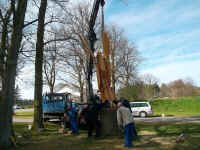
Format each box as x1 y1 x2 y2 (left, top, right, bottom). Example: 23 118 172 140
160 83 171 97
105 24 140 92
60 41 87 101
140 73 159 98
43 34 59 93
33 0 70 129
33 0 48 130
58 2 100 101
118 39 139 87
0 0 28 148
107 25 124 92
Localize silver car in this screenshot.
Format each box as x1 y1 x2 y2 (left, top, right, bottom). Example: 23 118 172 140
130 102 153 117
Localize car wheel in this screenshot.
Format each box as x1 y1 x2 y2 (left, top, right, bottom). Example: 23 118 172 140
140 111 147 117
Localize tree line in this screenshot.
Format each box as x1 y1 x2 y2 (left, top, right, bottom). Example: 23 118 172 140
118 75 200 100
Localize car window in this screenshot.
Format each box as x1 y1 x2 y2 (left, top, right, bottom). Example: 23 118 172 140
140 103 148 107
130 103 148 107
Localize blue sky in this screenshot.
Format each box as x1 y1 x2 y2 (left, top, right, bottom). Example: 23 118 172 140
105 0 200 85
18 0 200 99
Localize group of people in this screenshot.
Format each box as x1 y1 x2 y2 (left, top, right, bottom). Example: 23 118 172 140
63 92 137 148
63 91 109 137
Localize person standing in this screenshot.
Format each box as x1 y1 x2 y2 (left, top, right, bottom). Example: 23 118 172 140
64 99 78 134
117 101 135 148
63 99 69 132
122 100 138 137
68 103 79 134
85 93 109 138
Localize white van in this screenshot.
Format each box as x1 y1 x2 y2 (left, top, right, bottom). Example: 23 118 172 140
130 102 153 117
13 105 21 110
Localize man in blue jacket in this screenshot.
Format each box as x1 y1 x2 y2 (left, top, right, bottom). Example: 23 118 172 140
64 99 79 134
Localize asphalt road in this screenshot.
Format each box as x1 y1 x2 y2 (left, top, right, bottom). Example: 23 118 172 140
13 108 200 123
13 108 33 123
134 116 200 123
14 108 34 113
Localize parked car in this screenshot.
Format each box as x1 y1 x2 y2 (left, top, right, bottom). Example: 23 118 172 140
13 105 21 109
130 101 153 117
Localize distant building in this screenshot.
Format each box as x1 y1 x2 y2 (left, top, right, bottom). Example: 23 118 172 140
54 83 83 102
54 83 98 102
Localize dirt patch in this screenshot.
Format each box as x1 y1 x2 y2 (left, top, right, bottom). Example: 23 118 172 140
151 137 175 145
139 130 156 136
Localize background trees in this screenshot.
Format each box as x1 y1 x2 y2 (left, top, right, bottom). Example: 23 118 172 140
161 78 199 98
118 76 200 101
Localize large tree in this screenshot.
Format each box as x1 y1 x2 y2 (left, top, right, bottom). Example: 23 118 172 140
0 0 28 148
106 25 140 91
43 34 60 94
33 0 48 130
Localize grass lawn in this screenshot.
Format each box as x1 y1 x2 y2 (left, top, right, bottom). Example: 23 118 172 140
13 122 200 150
21 105 33 109
151 96 200 117
14 111 34 119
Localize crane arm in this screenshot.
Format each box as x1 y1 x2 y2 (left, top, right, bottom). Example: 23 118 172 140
88 0 105 50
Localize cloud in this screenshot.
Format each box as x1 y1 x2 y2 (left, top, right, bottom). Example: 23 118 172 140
140 60 200 86
137 28 200 52
107 0 200 36
106 0 200 86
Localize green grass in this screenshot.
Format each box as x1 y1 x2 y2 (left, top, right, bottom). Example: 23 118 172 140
151 96 200 117
14 111 34 119
13 122 200 150
21 105 33 109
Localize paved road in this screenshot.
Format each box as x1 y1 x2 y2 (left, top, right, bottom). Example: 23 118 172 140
13 108 33 123
14 108 34 113
13 108 200 123
13 118 33 123
13 111 200 124
134 116 200 123
14 117 200 123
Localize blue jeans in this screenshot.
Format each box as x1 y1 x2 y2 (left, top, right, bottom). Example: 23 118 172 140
124 123 134 147
69 116 78 134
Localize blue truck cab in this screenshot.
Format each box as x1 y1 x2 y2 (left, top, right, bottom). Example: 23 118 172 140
42 92 73 121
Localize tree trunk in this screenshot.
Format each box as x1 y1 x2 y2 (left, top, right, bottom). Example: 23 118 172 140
49 84 54 94
78 74 84 102
100 109 121 136
0 1 27 148
111 47 116 93
87 56 94 103
33 0 47 130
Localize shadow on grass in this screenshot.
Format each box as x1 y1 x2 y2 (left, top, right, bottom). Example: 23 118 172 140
14 122 200 150
152 123 200 136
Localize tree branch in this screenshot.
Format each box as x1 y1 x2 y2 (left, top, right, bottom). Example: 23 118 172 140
23 19 38 28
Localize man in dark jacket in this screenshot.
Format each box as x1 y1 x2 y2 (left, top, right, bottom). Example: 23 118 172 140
84 94 109 138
